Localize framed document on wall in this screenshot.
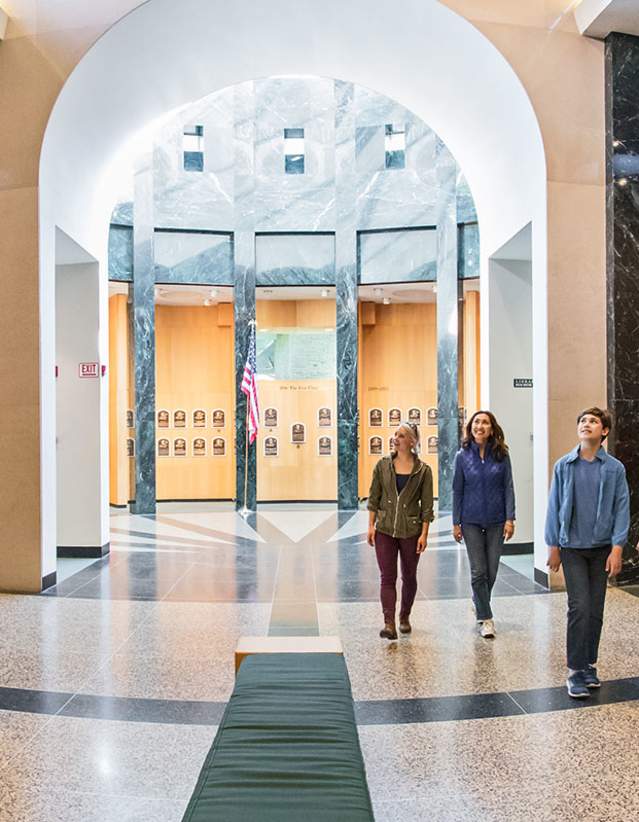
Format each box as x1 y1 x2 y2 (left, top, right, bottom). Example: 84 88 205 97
157 409 169 428
213 437 226 456
428 435 438 455
212 409 225 428
389 408 401 426
193 437 207 456
318 436 332 456
291 423 306 444
174 437 187 457
174 409 186 428
264 407 278 428
427 407 438 426
264 436 278 457
369 436 383 456
318 407 332 427
126 409 135 429
126 438 135 457
408 407 421 425
157 438 170 457
193 409 207 428
369 408 383 427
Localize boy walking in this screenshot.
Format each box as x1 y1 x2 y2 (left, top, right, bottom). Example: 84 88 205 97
545 407 630 698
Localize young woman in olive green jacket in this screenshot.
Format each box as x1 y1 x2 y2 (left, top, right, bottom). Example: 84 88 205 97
367 421 434 639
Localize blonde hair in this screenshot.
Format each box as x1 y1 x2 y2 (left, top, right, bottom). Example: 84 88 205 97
391 421 421 455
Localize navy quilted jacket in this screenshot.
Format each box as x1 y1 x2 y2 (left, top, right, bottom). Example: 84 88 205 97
452 441 516 527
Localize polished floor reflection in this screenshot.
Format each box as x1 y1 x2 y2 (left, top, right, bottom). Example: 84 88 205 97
1 503 639 821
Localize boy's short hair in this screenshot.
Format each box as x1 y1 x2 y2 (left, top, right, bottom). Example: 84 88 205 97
577 407 612 441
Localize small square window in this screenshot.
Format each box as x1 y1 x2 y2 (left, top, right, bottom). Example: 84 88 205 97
184 125 204 172
385 123 406 170
284 127 305 174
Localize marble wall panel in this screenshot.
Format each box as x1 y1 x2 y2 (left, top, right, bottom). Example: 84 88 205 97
153 231 233 284
605 33 639 573
359 228 437 283
108 225 133 282
458 222 480 280
255 233 335 286
131 155 156 514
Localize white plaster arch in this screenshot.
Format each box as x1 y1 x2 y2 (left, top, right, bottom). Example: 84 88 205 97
39 0 548 578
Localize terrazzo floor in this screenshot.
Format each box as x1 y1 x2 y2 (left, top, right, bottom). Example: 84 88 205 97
1 503 638 821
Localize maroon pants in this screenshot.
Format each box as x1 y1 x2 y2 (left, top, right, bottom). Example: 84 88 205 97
374 531 421 621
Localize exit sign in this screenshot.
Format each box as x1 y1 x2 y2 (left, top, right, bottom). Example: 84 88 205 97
79 362 99 378
513 378 533 388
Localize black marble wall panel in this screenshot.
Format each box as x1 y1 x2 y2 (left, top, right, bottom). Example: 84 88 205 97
335 80 359 510
131 155 156 514
606 33 639 574
234 85 257 511
436 145 460 512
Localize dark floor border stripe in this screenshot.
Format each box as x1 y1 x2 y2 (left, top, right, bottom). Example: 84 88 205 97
3 676 639 726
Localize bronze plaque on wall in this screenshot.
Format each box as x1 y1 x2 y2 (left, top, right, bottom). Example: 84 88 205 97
193 409 207 428
369 436 383 456
408 407 421 425
291 423 306 444
157 438 170 457
212 409 225 428
388 408 401 426
126 409 135 429
157 409 169 428
126 438 135 457
427 407 438 426
174 410 186 428
193 437 207 456
213 437 226 456
264 436 278 457
369 408 383 427
318 407 332 427
174 437 187 456
264 407 278 428
427 435 438 454
318 436 332 456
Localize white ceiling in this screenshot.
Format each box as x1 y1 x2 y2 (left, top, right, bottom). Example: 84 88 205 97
55 227 97 265
575 0 639 38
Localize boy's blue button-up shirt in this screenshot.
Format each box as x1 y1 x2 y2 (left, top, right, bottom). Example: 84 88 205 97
544 445 630 549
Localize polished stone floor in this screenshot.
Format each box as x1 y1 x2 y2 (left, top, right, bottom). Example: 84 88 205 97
2 503 639 820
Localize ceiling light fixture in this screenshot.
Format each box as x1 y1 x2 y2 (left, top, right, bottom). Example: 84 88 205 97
204 298 212 306
320 288 329 298
383 297 391 305
373 287 383 298
210 288 219 298
432 285 438 293
618 177 629 187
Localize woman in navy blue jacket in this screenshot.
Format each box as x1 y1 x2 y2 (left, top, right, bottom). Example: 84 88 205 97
452 410 515 638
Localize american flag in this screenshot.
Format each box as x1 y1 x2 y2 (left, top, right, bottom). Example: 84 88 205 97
241 323 260 444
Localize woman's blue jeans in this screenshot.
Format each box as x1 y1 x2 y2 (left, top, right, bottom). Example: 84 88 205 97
463 523 504 621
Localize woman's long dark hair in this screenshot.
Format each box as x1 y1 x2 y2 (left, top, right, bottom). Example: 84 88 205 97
462 410 509 461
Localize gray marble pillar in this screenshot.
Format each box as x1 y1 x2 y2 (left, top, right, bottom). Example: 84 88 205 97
234 84 257 511
436 145 460 512
131 151 156 514
605 33 639 581
334 80 359 510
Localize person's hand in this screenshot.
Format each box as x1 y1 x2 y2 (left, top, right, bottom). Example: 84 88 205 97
606 545 623 577
547 546 561 572
367 526 376 547
452 524 463 543
503 520 515 541
417 534 427 553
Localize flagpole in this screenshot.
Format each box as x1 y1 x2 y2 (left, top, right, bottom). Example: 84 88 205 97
239 400 250 519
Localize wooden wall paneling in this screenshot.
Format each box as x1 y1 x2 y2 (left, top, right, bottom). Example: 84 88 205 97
155 304 235 500
463 291 481 418
108 294 130 506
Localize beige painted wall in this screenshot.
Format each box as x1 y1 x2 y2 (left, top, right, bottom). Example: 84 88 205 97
0 2 607 589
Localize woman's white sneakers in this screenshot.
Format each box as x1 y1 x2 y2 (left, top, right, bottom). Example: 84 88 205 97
479 619 496 638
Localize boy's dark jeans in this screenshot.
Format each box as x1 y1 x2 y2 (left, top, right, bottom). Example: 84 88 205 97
561 546 611 671
463 523 504 621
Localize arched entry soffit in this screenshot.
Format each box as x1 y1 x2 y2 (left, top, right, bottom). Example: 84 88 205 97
40 0 546 258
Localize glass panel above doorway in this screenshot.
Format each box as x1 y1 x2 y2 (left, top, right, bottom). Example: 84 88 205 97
255 233 335 286
154 230 233 284
359 227 436 283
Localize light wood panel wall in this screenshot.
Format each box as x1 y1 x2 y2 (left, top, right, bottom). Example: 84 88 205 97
155 304 235 500
256 300 337 501
108 294 132 506
462 291 481 421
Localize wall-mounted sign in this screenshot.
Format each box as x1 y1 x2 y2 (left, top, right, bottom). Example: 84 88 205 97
318 407 332 427
212 409 225 428
193 409 207 428
291 422 306 444
264 436 278 457
318 436 332 456
193 437 207 456
174 409 186 428
369 408 383 427
513 378 533 388
157 409 169 428
427 407 438 426
174 437 187 457
79 362 99 378
389 408 402 427
213 437 226 456
408 408 421 425
369 435 383 456
427 435 438 455
264 407 278 428
157 438 170 457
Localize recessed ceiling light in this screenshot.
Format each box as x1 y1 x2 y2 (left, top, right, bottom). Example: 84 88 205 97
432 285 438 293
320 288 329 298
210 288 219 298
204 298 212 306
383 297 391 305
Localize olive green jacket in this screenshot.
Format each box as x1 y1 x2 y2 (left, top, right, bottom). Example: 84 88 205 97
367 456 434 538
